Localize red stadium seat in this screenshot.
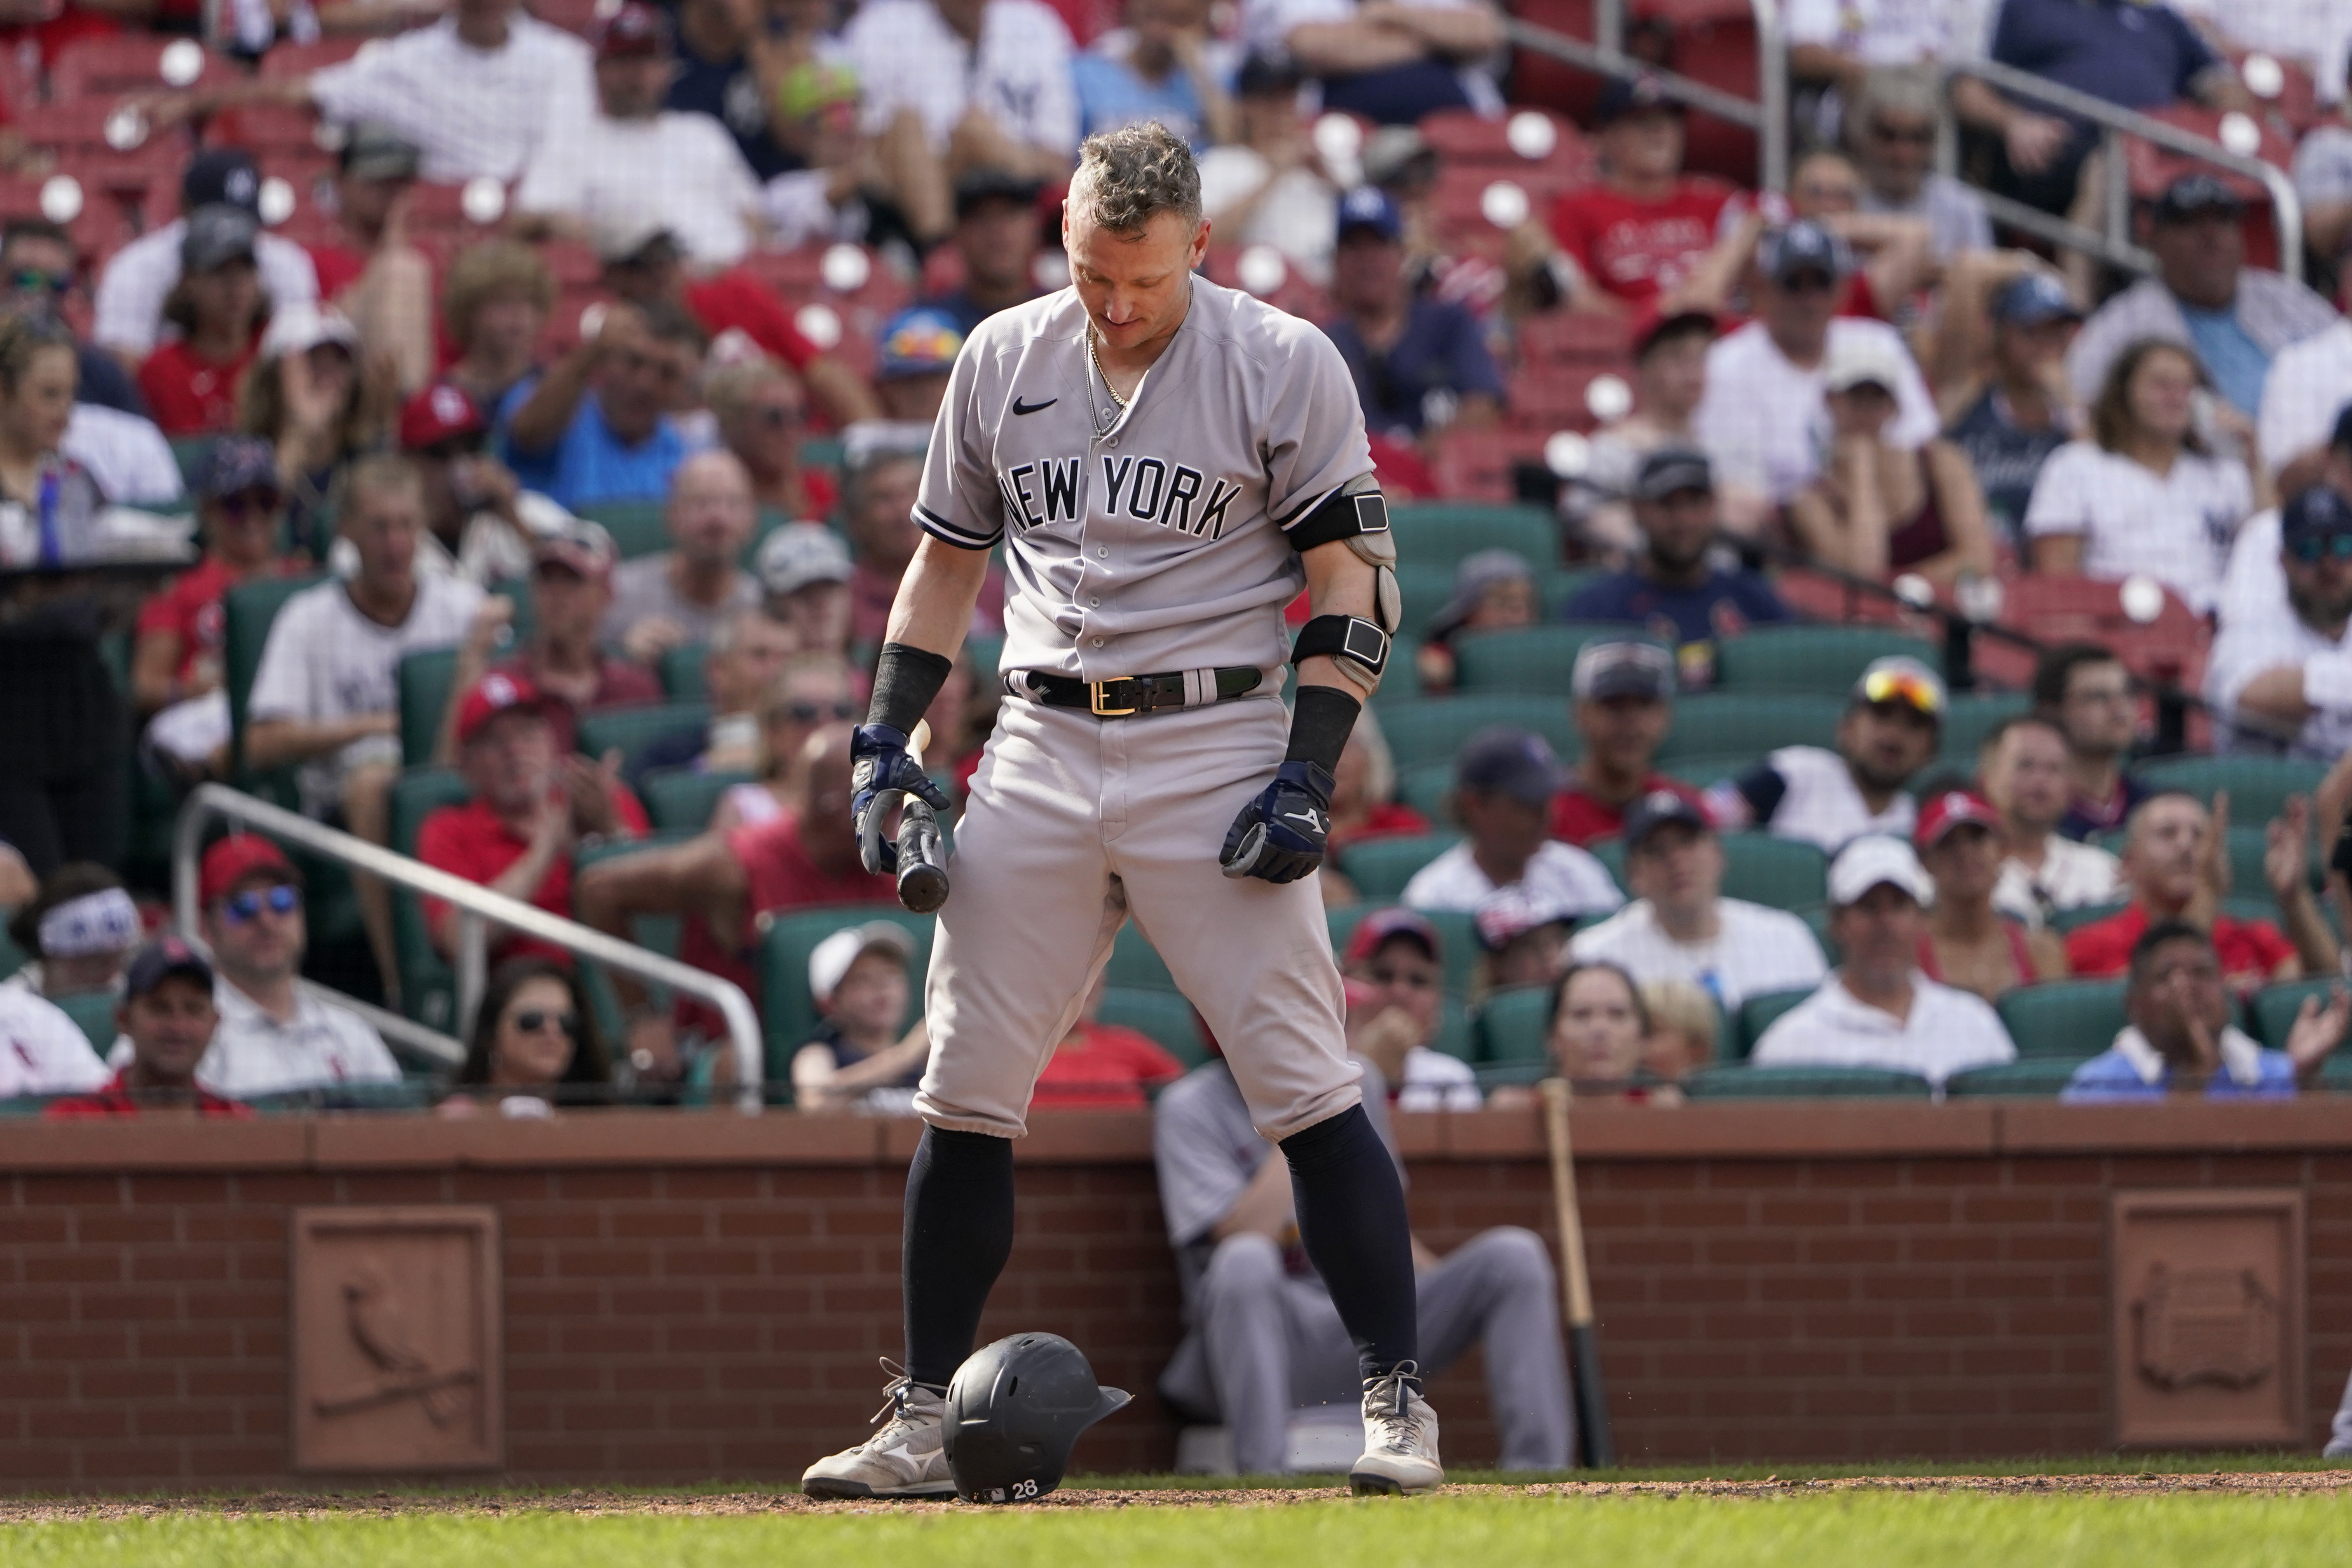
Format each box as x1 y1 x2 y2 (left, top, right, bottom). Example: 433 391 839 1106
1972 575 2211 699
1427 426 1548 503
1200 247 1331 323
1506 0 1761 184
49 34 227 103
208 102 330 154
1516 309 1634 364
256 38 370 77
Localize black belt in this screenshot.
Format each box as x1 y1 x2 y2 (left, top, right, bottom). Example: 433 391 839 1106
1019 666 1264 717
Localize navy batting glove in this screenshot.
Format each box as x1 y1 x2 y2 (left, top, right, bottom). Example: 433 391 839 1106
852 723 952 876
1220 760 1335 884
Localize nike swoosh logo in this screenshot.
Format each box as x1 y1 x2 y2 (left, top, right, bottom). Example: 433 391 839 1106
1011 396 1057 415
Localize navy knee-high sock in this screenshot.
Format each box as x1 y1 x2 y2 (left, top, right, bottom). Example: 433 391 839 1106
902 1126 1017 1389
1279 1104 1419 1382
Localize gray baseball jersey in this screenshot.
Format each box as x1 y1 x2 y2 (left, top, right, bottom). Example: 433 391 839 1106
914 276 1375 680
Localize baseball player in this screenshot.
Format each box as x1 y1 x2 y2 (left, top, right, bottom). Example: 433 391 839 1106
802 122 1438 1498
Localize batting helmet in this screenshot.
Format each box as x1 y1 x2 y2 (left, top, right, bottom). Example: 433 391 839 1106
942 1332 1130 1503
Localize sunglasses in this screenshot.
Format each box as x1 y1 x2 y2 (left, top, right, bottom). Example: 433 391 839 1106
779 699 860 723
221 883 300 923
2291 533 2352 564
509 1008 579 1038
1860 670 1942 715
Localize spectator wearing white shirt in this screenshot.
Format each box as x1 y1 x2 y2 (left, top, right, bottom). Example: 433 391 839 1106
1196 56 1340 286
1978 715 2122 928
1244 0 1503 125
1570 791 1829 1014
1785 0 1968 147
2208 483 2352 759
0 982 109 1100
513 5 765 271
2024 336 2259 615
140 0 597 187
91 148 321 366
1341 908 1480 1112
1845 66 1993 263
1694 220 1939 506
61 403 182 508
2256 316 2352 497
1751 835 2017 1088
1400 729 1623 921
1706 656 1943 855
246 455 486 996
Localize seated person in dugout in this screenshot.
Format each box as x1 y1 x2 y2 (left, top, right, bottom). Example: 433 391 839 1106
791 922 928 1116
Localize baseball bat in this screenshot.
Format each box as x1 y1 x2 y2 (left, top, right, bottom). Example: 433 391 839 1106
1539 1075 1615 1469
895 720 951 914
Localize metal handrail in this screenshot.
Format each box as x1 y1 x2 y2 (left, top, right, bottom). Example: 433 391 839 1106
171 783 765 1107
1942 56 2305 284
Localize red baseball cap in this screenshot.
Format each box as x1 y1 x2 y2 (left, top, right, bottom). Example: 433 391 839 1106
1344 907 1441 968
399 382 487 453
594 0 672 57
199 834 297 906
1915 789 2000 848
455 670 557 746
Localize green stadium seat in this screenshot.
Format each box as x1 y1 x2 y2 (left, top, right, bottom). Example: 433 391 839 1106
1995 978 2127 1059
1396 562 1469 642
2050 900 2127 934
389 767 475 1033
1794 902 1839 964
1394 762 1455 820
1734 986 1814 1060
759 906 937 1081
1656 693 1845 763
1661 755 1757 790
576 499 670 559
660 643 708 701
1452 624 1667 696
2249 977 2338 1050
1103 923 1177 992
1715 626 1941 694
0 914 27 980
224 572 330 782
2133 755 2329 829
1097 987 1210 1067
398 647 461 766
578 702 707 768
1369 694 1577 765
1942 1059 2083 1098
1338 834 1459 901
54 991 117 1052
1386 503 1555 571
168 435 209 491
640 767 751 833
1682 1064 1932 1098
1474 984 1553 1063
1542 570 1597 619
1938 691 2031 766
1589 832 1826 911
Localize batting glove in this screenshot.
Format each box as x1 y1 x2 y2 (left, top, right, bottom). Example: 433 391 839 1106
852 723 951 876
1220 760 1335 884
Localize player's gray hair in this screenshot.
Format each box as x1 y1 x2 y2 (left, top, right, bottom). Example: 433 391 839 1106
1068 122 1202 234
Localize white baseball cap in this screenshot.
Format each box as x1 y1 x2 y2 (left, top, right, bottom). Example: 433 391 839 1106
1827 834 1933 908
808 921 915 1002
1822 333 1909 397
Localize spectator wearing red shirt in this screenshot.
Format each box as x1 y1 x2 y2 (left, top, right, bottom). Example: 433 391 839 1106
1549 639 1702 846
1032 980 1185 1111
415 672 650 970
573 724 895 1080
1546 75 1742 312
137 207 268 438
2064 791 2336 990
45 938 251 1121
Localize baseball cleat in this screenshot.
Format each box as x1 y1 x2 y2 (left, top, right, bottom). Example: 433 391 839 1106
1348 1364 1443 1496
802 1361 958 1499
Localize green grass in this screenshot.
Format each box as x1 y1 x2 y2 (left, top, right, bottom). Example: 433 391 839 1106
8 1492 2352 1568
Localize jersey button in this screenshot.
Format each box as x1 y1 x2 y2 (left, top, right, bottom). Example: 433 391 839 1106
1089 597 1100 607
1091 637 1105 647
1096 546 1108 558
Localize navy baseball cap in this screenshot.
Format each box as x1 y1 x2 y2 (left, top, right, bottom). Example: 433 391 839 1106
1622 788 1710 851
955 169 1042 219
182 147 261 214
124 935 214 999
1572 638 1675 702
1595 73 1682 125
2154 173 2244 223
1756 219 1852 284
181 204 258 273
1456 727 1564 806
1633 445 1713 502
2281 484 2352 550
1994 272 2082 327
196 436 279 500
1336 185 1403 244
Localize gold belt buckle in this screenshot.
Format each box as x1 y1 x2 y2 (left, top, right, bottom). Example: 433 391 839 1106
1089 679 1137 717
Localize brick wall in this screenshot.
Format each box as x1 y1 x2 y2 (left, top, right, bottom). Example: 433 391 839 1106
4 1102 2349 1490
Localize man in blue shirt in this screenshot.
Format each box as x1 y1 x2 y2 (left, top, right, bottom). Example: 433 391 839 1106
495 297 709 511
1073 0 1232 148
1320 186 1504 440
2063 919 2347 1102
1561 447 1792 689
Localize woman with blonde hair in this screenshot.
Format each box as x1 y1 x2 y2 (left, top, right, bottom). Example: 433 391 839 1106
440 241 555 417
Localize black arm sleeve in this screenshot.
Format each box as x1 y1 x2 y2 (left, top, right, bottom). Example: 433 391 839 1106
1734 764 1787 826
867 642 956 735
1285 686 1362 776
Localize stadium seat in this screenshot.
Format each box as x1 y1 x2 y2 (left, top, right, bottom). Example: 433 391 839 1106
1395 761 1453 819
398 648 460 766
1429 996 1476 1062
2134 756 2329 829
1395 562 1465 640
1715 625 1941 694
1995 978 2127 1060
576 499 670 559
577 702 706 768
1657 754 1752 790
660 643 708 701
388 766 475 1033
1103 922 1176 993
1474 983 1553 1063
1937 691 2031 765
1097 987 1210 1068
1386 503 1556 571
2050 900 2127 934
1452 624 1667 696
1657 693 1844 763
1681 1064 1932 1099
225 572 330 785
1338 834 1460 901
1943 1059 2083 1098
54 991 117 1052
1588 832 1826 910
640 767 750 834
758 906 938 1081
1371 693 1578 763
1733 987 1813 1060
2248 977 2338 1050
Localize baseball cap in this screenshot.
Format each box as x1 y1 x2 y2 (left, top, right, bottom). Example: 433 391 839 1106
1630 303 1717 360
182 147 261 214
532 515 617 581
455 671 557 746
1456 727 1564 807
1632 445 1713 502
809 921 915 1003
339 122 422 183
1361 126 1436 188
592 210 677 265
757 522 854 599
399 381 489 452
1595 72 1683 126
1914 789 1999 848
1827 834 1933 907
1822 333 1909 396
1756 219 1853 284
775 58 860 120
194 435 279 501
1852 654 1945 720
1622 788 1710 852
1336 185 1404 244
1233 52 1303 96
124 935 213 1000
594 0 672 56
1427 548 1534 640
1572 638 1675 703
260 300 358 363
181 204 258 274
199 834 298 907
2281 483 2352 552
1993 272 2082 328
955 169 1043 220
1473 883 1579 953
876 306 965 381
1343 906 1440 967
2154 172 2244 224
